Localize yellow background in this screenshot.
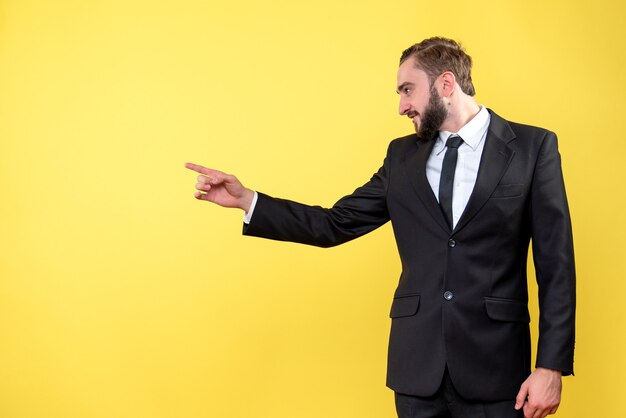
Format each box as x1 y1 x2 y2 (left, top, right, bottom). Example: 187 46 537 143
1 0 624 417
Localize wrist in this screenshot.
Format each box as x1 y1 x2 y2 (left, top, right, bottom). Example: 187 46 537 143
240 189 255 212
536 367 562 376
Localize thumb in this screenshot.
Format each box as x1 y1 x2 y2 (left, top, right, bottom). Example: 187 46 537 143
515 381 528 410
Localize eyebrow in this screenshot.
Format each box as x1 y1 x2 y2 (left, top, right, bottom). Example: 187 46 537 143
396 82 414 94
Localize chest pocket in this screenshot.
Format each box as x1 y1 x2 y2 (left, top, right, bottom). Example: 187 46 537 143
491 184 524 198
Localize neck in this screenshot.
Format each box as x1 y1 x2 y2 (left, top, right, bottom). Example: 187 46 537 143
440 98 481 133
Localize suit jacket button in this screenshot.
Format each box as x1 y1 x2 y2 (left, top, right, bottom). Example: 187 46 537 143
443 291 454 300
448 239 456 248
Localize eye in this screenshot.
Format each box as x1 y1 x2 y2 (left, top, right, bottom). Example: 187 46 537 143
403 87 412 95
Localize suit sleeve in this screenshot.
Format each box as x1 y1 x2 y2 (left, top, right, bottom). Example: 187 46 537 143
242 144 392 248
530 131 576 375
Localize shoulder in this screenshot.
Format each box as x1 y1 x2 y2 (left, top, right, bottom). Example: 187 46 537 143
389 133 419 148
488 109 557 145
508 121 555 139
385 133 425 162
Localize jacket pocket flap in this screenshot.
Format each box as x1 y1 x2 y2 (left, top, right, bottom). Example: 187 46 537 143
390 294 420 318
484 297 530 323
491 184 524 198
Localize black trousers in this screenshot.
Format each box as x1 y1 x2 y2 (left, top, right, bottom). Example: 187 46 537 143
394 369 523 418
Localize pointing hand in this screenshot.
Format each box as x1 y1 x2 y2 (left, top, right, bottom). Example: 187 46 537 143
185 162 254 212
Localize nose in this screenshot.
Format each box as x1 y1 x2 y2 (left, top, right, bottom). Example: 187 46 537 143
399 98 411 116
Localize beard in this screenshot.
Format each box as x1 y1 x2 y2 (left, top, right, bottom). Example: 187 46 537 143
415 85 448 141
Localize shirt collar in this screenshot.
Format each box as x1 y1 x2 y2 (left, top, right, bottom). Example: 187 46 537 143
434 106 490 155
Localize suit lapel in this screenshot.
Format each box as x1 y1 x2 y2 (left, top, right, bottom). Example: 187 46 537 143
402 137 450 233
453 111 516 234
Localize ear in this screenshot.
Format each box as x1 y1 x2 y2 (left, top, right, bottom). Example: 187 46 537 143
439 71 457 98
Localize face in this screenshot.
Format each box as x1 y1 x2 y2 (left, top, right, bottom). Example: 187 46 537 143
397 57 448 140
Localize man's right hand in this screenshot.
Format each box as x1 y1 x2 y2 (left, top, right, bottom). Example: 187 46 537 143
185 162 254 212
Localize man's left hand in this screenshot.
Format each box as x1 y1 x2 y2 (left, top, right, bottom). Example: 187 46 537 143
515 367 562 418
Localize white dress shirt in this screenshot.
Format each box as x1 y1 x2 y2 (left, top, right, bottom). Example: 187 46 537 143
245 106 491 226
243 191 258 224
426 106 490 229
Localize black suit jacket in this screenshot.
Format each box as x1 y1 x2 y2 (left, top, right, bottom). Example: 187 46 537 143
243 110 575 401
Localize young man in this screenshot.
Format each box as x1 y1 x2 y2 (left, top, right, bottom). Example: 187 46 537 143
186 37 575 418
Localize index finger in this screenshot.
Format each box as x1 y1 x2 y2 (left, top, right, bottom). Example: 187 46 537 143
185 162 219 176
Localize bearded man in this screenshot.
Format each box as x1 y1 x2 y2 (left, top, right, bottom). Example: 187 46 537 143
186 37 575 418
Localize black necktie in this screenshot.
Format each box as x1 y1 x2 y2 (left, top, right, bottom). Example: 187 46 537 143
439 135 463 230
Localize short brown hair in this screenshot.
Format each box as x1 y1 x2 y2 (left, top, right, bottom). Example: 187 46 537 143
400 37 476 96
